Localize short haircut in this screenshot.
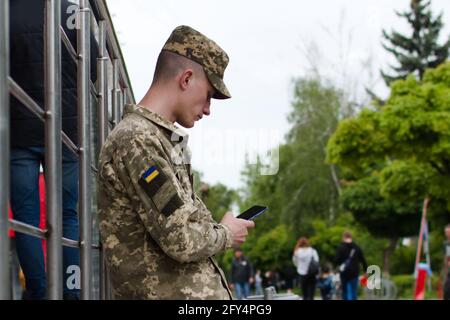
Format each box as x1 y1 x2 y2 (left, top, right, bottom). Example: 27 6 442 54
152 50 204 85
343 231 353 239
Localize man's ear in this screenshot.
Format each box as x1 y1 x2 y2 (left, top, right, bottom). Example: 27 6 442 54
179 69 194 91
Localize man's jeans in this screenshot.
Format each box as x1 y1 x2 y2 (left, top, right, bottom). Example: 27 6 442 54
234 282 251 300
10 146 80 299
341 277 359 300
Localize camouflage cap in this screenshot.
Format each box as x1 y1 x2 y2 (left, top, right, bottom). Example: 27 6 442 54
162 25 231 99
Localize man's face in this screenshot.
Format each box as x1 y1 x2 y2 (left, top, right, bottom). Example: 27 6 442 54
176 69 214 128
235 250 242 258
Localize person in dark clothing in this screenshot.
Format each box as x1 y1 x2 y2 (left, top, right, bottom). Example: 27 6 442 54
443 224 450 300
9 0 98 300
317 265 334 300
335 231 367 300
280 265 297 293
230 249 254 299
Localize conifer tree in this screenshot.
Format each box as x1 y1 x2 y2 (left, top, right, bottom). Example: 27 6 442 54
381 0 450 85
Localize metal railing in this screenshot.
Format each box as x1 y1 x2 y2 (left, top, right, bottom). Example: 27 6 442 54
0 0 135 300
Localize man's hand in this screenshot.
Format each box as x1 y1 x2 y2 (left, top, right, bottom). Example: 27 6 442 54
220 212 255 248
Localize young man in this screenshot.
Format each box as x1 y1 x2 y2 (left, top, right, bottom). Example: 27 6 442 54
230 248 254 300
97 25 255 299
335 231 367 300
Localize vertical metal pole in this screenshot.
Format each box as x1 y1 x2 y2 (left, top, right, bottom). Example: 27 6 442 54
97 21 108 146
112 59 120 127
44 0 63 300
97 20 110 300
0 0 11 300
119 89 124 120
77 0 92 300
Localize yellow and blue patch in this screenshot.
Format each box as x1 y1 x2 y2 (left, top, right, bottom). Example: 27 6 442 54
143 165 160 183
138 163 183 217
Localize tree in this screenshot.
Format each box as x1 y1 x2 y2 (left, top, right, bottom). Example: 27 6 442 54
327 62 450 272
339 175 422 272
239 77 345 239
381 0 450 85
329 62 450 206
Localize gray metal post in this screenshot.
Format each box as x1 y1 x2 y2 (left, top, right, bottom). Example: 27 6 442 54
0 0 11 300
44 0 63 300
97 20 108 146
77 0 93 300
97 20 110 300
119 89 124 120
112 59 120 127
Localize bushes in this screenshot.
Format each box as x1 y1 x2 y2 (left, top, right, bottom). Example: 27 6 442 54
391 274 440 299
390 245 416 275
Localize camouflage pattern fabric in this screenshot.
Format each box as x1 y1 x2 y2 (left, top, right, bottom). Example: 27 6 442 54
97 104 234 299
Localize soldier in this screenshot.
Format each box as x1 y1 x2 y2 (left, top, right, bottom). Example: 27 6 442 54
97 25 255 299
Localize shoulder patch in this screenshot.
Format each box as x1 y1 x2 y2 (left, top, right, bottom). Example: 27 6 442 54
138 165 167 198
138 164 183 217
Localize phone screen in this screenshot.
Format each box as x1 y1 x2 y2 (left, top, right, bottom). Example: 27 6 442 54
237 205 268 220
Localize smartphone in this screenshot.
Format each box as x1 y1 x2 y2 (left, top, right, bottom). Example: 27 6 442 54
237 205 268 220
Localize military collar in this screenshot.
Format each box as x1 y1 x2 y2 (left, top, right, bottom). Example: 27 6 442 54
124 104 189 142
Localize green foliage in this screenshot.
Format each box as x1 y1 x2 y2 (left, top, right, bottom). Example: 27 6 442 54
390 244 416 275
201 183 236 222
391 274 415 299
340 175 422 238
240 77 344 239
243 224 294 271
391 274 440 299
328 62 450 237
326 109 390 174
309 219 348 264
381 0 450 85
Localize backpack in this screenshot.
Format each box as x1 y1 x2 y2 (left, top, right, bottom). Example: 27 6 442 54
307 253 320 276
339 248 355 273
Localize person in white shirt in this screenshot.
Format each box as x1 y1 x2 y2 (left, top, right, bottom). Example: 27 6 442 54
292 237 319 300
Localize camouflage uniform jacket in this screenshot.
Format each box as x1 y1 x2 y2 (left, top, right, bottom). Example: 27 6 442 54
97 104 234 299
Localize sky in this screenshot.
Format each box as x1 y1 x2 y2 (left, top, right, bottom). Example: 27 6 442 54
106 0 450 189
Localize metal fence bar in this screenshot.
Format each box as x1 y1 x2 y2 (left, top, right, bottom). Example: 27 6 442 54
9 220 47 240
10 78 79 159
97 19 110 300
78 0 93 300
9 78 46 120
9 224 85 254
62 131 79 155
44 0 63 300
92 0 135 105
120 88 124 119
60 27 98 101
112 59 120 126
0 0 11 300
97 20 108 146
9 219 100 250
60 26 77 61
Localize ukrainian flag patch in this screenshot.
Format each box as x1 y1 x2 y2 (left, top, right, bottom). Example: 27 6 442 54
137 162 183 217
138 164 167 199
143 165 159 183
